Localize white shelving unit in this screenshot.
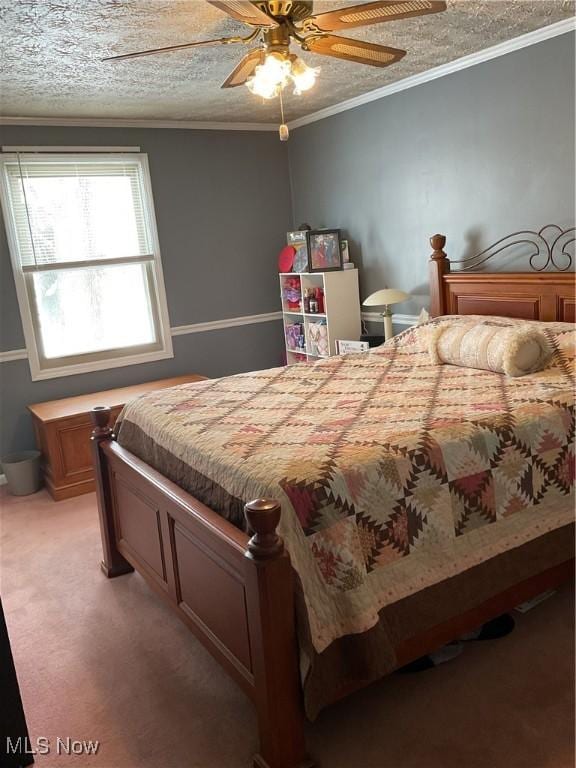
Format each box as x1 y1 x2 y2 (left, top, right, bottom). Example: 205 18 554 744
279 270 362 364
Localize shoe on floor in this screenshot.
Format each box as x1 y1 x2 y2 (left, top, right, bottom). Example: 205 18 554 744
459 613 516 642
398 642 464 674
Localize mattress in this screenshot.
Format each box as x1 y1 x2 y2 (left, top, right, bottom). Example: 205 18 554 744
116 315 575 661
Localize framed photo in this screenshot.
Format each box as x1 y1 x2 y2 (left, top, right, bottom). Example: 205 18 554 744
287 231 309 273
337 340 370 355
306 229 342 272
340 239 350 263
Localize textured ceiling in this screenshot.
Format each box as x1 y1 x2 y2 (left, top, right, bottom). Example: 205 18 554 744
0 0 574 123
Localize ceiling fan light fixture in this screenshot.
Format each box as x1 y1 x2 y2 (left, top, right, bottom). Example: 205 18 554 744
245 50 320 100
246 51 292 99
290 56 320 95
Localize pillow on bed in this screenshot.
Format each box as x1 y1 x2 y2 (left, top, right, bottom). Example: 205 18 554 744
429 321 553 377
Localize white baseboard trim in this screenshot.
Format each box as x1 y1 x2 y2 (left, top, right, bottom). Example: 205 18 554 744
0 310 284 364
288 18 575 130
362 312 418 327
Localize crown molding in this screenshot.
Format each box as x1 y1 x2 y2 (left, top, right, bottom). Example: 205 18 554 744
1 19 572 133
0 116 277 131
288 18 576 130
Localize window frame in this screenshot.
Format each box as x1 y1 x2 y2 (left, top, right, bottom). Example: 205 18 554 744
0 151 173 381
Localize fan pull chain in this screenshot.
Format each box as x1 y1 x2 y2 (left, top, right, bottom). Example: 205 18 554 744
278 89 289 142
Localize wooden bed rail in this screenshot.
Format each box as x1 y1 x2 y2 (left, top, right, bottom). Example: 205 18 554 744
90 407 312 768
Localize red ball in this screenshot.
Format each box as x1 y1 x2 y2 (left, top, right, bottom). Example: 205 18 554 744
278 245 296 273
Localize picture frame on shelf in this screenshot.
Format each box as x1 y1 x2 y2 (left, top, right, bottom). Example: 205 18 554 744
337 340 370 355
287 231 309 273
306 229 342 272
341 239 350 263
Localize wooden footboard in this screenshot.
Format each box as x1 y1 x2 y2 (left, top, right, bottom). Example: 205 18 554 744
90 407 312 768
90 400 573 768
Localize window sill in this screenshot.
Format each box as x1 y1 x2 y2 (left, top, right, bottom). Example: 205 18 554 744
29 347 174 381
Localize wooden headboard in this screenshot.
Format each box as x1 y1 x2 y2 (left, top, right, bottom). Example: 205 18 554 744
428 225 575 322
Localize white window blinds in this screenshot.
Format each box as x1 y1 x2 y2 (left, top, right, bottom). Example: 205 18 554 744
0 151 173 380
4 155 151 268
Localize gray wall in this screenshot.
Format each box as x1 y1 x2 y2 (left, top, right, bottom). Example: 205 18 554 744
0 125 291 453
288 32 576 316
2 32 574 454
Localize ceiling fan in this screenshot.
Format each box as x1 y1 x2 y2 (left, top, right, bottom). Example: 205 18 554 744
104 1 447 138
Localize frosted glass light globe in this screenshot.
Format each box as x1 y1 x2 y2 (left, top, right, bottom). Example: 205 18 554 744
246 52 292 99
290 58 320 95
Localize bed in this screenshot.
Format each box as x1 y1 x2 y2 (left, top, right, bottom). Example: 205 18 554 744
91 225 575 768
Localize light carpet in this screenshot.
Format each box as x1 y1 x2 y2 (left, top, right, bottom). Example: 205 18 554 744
1 488 574 768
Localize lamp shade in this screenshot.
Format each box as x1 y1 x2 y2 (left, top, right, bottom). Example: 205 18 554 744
362 288 410 307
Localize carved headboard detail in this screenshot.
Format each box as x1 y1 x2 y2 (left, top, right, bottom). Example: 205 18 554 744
428 225 575 322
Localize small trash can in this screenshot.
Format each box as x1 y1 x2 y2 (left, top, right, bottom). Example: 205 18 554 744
2 451 42 496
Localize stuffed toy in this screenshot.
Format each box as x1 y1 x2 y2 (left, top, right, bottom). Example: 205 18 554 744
286 322 305 350
308 321 329 356
282 277 301 311
317 323 329 356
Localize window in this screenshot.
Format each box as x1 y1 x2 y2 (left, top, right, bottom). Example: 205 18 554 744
0 152 173 380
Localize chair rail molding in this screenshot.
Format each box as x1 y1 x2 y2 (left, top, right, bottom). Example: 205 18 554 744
362 312 418 327
170 311 282 336
0 311 284 364
0 348 28 363
0 311 418 363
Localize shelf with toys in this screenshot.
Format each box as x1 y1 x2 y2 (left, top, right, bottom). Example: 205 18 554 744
279 269 361 364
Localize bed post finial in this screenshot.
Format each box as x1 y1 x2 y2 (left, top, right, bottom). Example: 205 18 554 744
429 234 449 317
244 499 283 560
91 405 113 438
430 233 447 258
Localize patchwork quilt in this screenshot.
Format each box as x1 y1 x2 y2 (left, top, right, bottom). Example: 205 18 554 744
116 316 575 653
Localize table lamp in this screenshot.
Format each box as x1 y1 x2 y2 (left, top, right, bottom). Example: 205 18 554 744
362 288 410 341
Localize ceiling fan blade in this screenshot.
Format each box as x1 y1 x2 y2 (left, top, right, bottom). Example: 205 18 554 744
102 36 246 61
303 1 446 32
221 48 263 87
206 1 278 27
305 35 405 68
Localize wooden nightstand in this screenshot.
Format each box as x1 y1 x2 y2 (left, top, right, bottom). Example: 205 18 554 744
28 374 207 501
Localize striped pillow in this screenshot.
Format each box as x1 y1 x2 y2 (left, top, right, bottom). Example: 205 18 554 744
430 321 553 377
